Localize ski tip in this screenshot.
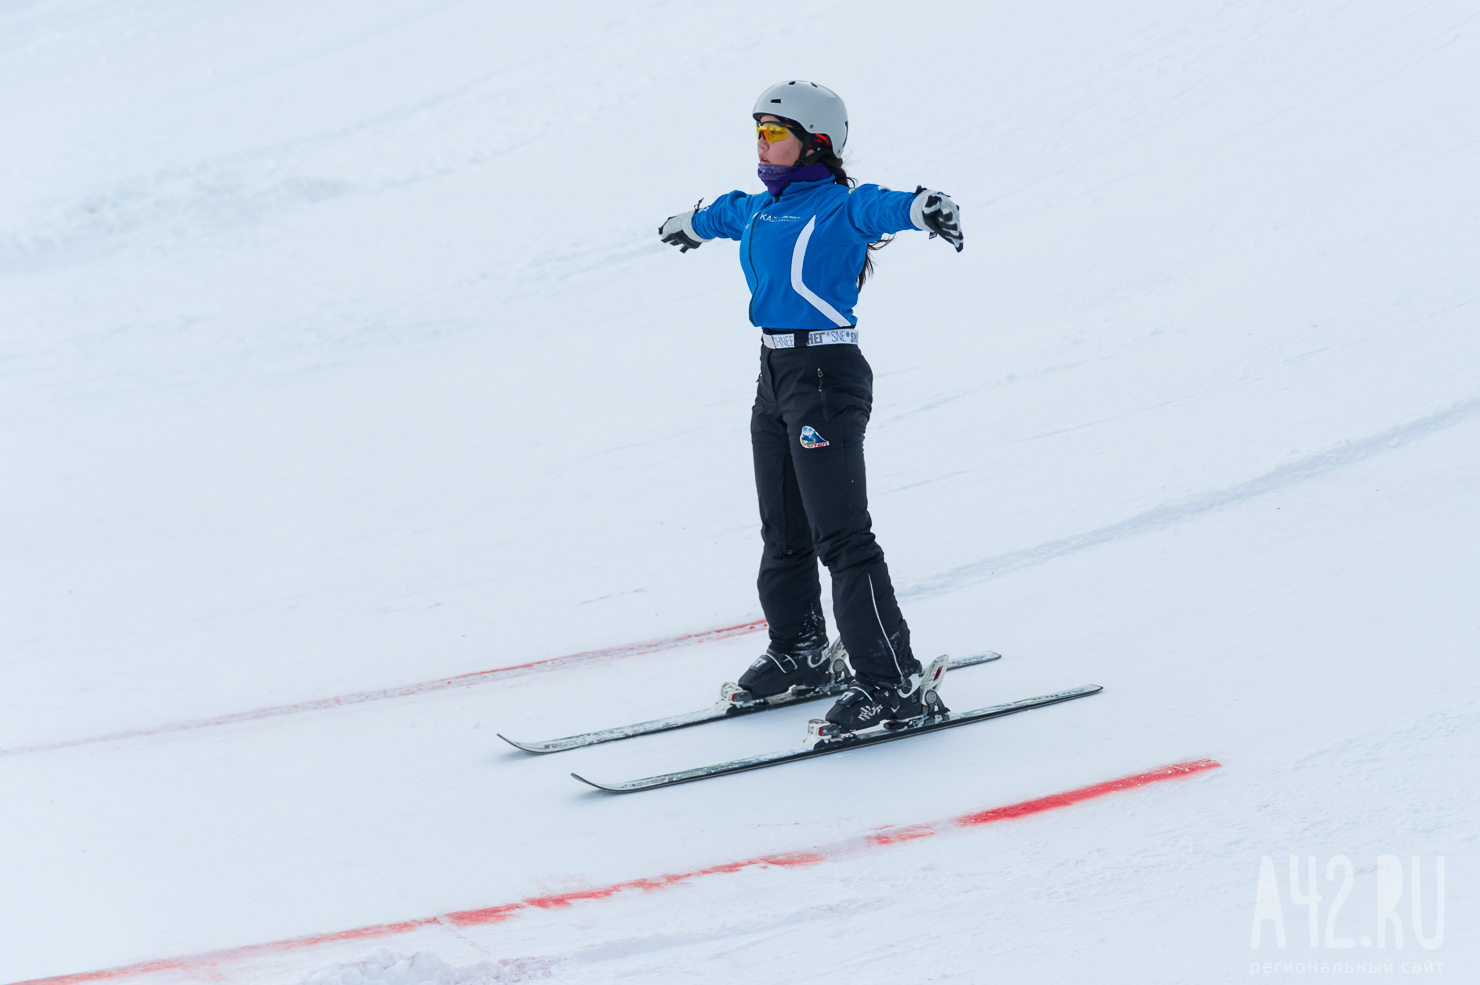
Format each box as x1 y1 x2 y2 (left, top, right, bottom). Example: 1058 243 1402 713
571 772 621 793
943 651 1002 670
497 734 545 753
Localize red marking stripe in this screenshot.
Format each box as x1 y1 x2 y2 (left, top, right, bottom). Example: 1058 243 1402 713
17 758 1220 985
955 758 1220 827
0 620 768 758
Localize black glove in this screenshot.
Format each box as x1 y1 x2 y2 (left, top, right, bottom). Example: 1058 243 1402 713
910 187 963 252
659 199 712 253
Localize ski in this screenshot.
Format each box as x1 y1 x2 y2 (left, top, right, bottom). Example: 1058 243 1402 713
498 652 1002 754
571 684 1102 792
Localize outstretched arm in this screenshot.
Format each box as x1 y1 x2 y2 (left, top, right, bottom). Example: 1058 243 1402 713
659 190 762 252
839 185 964 251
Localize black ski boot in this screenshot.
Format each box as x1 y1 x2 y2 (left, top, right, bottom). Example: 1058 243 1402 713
823 655 949 733
733 636 845 699
719 635 850 711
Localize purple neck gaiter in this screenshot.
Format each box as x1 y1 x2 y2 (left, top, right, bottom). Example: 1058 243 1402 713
758 162 833 196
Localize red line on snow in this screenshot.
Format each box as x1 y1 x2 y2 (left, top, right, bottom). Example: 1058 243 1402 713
0 620 768 758
17 758 1220 985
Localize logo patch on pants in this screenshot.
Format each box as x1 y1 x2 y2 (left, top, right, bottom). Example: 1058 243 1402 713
799 425 829 449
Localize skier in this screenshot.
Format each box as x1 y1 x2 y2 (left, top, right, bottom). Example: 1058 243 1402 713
658 80 963 733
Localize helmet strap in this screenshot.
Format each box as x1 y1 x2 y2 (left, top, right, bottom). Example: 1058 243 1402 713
798 132 832 166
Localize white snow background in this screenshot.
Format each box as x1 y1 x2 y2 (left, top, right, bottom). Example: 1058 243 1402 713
2 0 1477 982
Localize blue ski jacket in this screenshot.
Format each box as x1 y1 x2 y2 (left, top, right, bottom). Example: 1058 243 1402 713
690 177 918 330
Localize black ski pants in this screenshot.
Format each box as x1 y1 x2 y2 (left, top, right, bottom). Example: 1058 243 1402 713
751 339 918 686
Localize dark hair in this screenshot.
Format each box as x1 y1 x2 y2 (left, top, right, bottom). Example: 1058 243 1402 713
816 152 893 291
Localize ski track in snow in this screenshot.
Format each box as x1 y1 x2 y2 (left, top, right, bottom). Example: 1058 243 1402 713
0 620 767 758
905 394 1480 599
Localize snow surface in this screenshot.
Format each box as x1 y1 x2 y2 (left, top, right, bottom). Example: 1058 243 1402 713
2 0 1477 981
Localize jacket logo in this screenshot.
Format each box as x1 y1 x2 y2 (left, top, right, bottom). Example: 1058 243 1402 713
800 426 830 449
757 214 802 222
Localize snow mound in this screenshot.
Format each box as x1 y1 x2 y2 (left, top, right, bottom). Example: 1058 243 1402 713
292 948 554 985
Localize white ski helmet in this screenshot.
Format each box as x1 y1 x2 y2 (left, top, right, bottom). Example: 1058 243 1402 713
753 80 848 155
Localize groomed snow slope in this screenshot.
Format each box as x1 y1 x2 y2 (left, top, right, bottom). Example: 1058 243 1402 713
2 0 1477 981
